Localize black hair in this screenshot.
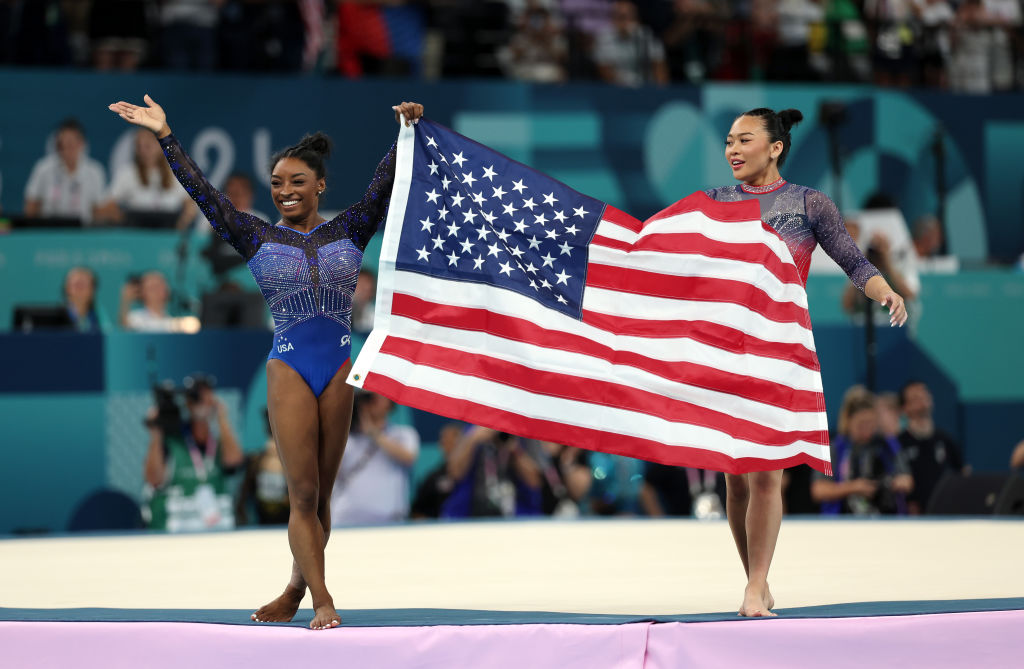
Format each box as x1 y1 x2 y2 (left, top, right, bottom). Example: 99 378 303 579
269 132 333 182
739 108 804 168
57 117 85 138
898 379 927 407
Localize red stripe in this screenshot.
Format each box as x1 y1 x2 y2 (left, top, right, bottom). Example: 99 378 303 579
590 231 803 287
391 293 823 410
378 336 827 447
364 373 832 476
581 309 820 371
601 204 642 233
585 262 811 328
646 191 762 224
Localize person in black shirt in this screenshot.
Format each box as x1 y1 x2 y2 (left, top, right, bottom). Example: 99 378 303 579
897 380 968 514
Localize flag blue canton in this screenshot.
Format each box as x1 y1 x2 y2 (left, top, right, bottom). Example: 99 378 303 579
395 120 604 319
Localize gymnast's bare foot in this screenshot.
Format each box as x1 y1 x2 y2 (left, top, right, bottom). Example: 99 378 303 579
310 599 341 630
739 583 777 618
251 585 304 623
765 583 775 611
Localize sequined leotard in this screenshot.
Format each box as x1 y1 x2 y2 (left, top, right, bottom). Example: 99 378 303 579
161 134 396 396
705 181 880 290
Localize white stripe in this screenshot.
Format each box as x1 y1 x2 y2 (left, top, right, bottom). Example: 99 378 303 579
391 270 822 386
588 245 809 309
583 287 815 350
593 219 636 244
370 353 831 464
385 313 827 433
348 121 416 388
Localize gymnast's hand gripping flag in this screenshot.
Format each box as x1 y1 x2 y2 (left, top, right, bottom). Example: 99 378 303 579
349 119 832 476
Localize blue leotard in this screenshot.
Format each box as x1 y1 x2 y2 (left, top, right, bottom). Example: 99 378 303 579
160 134 396 396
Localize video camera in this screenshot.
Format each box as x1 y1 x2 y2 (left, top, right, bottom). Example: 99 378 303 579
143 374 217 434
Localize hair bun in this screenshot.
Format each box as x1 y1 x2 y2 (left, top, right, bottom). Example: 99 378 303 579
777 109 804 133
298 132 333 159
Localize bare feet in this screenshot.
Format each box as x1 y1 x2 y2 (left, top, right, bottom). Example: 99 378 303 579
251 586 304 623
738 583 777 618
310 601 341 630
765 583 775 611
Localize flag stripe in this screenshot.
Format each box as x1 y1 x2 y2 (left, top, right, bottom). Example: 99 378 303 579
647 191 762 224
386 296 828 418
378 335 827 445
590 232 804 289
585 263 811 327
364 372 831 475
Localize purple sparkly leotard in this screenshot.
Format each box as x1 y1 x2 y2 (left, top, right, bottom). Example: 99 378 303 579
705 181 880 290
160 134 396 396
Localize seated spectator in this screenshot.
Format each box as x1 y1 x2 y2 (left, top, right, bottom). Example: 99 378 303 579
23 118 106 225
120 271 179 332
142 375 244 532
949 0 997 94
63 266 109 333
410 422 464 519
352 268 377 335
912 213 945 259
875 391 902 439
159 0 220 71
640 463 725 518
202 171 268 283
898 380 968 514
661 0 727 83
593 0 669 86
498 1 569 83
236 409 289 526
330 390 420 525
916 0 956 88
812 392 914 515
442 426 543 518
536 441 592 516
97 129 196 229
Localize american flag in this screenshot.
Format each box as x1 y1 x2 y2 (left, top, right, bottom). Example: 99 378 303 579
349 119 832 475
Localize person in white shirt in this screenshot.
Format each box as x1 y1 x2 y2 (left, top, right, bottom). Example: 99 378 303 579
97 129 195 229
330 390 420 525
23 118 107 224
120 270 179 332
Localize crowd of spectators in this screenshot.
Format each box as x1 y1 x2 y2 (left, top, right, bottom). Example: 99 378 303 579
3 0 1024 92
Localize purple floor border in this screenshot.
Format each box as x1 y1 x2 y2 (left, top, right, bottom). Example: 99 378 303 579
3 609 1022 668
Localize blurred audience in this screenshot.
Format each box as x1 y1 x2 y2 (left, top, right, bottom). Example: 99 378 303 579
912 213 945 259
159 0 220 71
442 426 542 518
898 380 968 514
593 0 669 86
586 451 645 515
640 463 725 518
120 270 179 332
142 374 244 532
1012 439 1024 469
812 391 914 515
63 266 109 333
351 268 377 335
410 422 463 519
96 129 196 229
88 0 150 71
236 408 290 526
660 0 726 83
330 390 420 525
498 0 569 83
23 118 106 225
536 441 592 516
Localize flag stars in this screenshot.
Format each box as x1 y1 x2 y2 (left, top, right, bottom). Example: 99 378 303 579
534 213 548 225
459 238 475 254
482 210 497 224
524 262 538 274
476 225 492 241
553 210 567 224
446 221 461 237
461 172 477 186
513 219 528 234
564 223 580 236
555 269 571 285
482 165 497 181
416 246 430 261
498 261 514 276
491 185 506 200
450 193 465 208
426 136 438 148
425 189 441 204
543 192 558 206
555 294 568 305
522 197 537 210
511 179 527 193
472 192 486 206
496 229 510 243
509 245 524 259
545 228 559 240
558 241 573 256
541 252 556 267
487 242 503 258
473 256 485 270
419 217 434 232
431 234 445 250
502 202 518 216
441 175 452 190
527 235 542 250
437 206 449 220
452 151 468 167
462 210 478 224
573 205 588 218
427 161 439 175
447 250 460 267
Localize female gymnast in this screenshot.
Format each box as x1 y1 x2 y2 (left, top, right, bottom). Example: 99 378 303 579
109 94 424 630
705 108 908 617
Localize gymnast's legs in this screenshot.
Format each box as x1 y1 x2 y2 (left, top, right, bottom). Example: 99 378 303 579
252 360 353 630
725 469 783 617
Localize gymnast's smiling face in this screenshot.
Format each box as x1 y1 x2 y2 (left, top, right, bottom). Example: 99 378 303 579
724 115 782 184
271 157 326 224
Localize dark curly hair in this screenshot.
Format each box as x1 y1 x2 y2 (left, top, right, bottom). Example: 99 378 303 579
739 108 804 168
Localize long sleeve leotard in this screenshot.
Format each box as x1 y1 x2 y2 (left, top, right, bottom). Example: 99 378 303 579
705 182 880 291
161 133 396 396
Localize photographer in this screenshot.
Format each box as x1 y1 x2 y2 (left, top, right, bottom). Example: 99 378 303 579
142 375 244 532
441 426 543 518
811 393 914 516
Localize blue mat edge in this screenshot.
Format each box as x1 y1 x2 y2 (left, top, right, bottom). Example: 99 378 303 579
2 598 1022 628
